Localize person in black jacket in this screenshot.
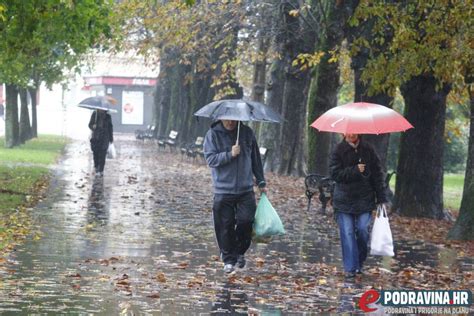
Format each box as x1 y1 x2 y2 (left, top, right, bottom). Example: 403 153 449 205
89 109 113 176
329 133 387 278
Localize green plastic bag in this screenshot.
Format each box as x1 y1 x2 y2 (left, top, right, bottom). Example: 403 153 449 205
253 193 285 238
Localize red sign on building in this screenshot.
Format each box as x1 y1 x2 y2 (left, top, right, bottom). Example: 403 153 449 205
83 76 157 88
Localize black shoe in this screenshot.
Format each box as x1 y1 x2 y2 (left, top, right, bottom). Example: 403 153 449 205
345 271 356 278
236 255 246 268
356 269 363 275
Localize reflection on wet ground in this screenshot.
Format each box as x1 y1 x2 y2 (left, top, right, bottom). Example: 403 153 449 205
0 136 472 314
212 282 248 314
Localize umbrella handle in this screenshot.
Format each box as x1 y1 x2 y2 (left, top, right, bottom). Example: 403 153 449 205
236 121 240 145
94 110 98 128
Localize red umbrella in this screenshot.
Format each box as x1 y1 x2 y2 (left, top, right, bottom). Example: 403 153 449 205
310 102 413 134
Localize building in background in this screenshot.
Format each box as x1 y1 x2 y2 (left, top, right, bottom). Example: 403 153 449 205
83 75 156 134
0 52 159 139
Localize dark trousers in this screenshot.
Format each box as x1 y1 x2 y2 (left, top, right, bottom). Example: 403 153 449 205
213 191 256 265
91 142 108 172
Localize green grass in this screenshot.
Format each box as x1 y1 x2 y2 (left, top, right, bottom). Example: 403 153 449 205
0 135 67 213
444 174 464 211
0 135 68 251
0 135 68 165
0 165 48 211
389 173 464 211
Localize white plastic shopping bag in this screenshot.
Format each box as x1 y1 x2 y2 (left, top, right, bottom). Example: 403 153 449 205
107 142 117 159
370 204 394 256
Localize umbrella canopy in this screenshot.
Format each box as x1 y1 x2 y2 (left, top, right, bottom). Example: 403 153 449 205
310 102 413 134
194 99 282 123
78 96 118 113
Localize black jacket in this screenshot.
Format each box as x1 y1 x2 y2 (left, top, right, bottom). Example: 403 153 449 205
329 139 387 214
89 111 113 150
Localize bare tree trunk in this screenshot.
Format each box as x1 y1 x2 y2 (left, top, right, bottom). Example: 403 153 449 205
189 62 214 140
4 84 19 148
272 0 314 176
258 1 285 172
307 0 350 175
251 35 269 104
179 66 194 143
152 77 161 138
250 33 270 139
19 87 32 143
166 63 190 138
307 61 337 176
448 85 474 240
155 52 172 137
278 67 310 176
260 58 285 172
28 87 38 138
394 75 450 219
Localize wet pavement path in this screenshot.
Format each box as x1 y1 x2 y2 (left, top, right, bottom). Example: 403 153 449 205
0 136 472 315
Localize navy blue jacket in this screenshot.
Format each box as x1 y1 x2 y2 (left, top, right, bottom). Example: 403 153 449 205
204 122 265 194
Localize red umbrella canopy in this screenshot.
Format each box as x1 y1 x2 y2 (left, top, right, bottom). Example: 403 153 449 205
310 102 413 134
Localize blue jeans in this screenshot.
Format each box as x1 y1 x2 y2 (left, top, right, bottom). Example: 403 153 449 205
336 211 372 273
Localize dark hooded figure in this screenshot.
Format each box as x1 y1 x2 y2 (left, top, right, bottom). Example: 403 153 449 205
89 109 113 176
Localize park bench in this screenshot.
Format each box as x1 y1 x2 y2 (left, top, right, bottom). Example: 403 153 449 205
135 125 151 140
180 136 204 162
304 174 335 213
158 130 179 151
135 125 156 141
142 125 156 141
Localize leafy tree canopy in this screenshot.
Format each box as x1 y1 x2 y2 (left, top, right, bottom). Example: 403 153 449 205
116 0 259 99
0 0 116 88
351 0 473 96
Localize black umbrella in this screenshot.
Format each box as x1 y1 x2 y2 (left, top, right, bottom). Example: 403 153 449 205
194 99 282 143
194 99 281 123
78 96 118 113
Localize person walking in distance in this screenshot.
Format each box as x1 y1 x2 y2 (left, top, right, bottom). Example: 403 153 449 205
88 109 113 176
